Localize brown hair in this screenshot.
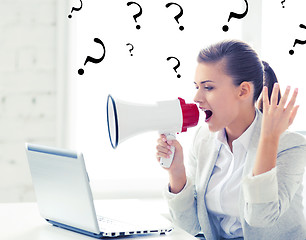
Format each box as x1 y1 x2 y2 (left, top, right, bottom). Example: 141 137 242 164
257 61 281 112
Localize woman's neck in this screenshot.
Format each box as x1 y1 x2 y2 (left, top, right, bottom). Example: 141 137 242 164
225 107 256 151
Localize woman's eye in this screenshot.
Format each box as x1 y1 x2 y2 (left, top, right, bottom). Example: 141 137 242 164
194 86 213 90
204 86 213 90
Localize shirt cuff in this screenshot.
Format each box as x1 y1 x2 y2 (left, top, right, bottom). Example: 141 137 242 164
242 167 278 204
163 178 195 210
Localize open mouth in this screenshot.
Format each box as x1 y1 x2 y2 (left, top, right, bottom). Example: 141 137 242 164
204 110 213 122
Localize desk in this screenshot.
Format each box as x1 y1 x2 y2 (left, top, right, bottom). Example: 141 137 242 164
1 199 198 240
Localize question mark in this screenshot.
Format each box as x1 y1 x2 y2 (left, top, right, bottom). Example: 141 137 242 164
126 43 134 56
78 38 106 75
167 56 181 78
127 2 143 30
281 0 286 8
289 24 306 55
68 0 83 19
165 2 184 31
222 0 249 32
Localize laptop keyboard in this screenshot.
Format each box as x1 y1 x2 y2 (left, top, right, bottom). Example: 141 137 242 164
97 215 172 237
97 215 136 231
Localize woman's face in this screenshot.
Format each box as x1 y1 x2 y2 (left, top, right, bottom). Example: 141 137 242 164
193 61 242 132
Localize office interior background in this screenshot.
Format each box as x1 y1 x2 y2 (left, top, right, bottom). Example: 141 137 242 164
1 0 306 205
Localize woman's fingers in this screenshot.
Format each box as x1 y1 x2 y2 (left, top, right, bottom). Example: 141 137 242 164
285 88 298 112
156 135 172 159
261 83 299 137
262 86 269 113
157 137 171 150
156 147 170 160
156 144 172 154
265 84 298 112
289 105 299 126
270 83 280 107
278 86 290 108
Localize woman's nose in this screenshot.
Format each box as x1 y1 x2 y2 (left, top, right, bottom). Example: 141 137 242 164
194 89 203 104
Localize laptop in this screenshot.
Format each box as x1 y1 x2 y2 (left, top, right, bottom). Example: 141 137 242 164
25 143 173 238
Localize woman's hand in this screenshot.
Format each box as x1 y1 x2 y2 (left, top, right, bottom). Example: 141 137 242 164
156 134 187 193
261 83 299 139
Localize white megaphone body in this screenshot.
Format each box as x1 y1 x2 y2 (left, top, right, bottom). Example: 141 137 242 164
106 95 199 168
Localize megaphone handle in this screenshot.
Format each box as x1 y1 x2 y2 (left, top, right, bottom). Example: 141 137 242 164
160 133 176 168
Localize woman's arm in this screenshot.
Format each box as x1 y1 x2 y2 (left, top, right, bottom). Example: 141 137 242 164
253 83 299 176
156 133 201 236
243 135 306 227
243 83 305 228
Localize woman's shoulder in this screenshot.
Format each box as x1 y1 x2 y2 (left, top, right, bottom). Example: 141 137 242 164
279 130 306 151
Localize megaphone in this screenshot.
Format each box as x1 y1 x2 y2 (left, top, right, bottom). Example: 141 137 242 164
106 95 199 168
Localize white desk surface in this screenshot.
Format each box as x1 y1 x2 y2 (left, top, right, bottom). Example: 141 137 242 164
1 199 198 240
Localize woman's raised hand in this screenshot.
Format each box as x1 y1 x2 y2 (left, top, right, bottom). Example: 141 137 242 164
261 83 299 139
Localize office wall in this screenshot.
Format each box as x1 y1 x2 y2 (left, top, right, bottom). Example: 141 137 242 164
1 0 305 204
0 0 59 202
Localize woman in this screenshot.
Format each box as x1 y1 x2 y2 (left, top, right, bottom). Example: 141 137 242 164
156 39 306 240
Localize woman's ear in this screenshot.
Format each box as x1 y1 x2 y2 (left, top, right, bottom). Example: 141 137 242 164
238 81 253 100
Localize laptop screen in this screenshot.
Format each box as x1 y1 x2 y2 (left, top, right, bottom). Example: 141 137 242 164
26 143 100 234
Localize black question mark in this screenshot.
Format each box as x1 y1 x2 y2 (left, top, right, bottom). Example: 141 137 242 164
289 24 306 55
222 0 249 32
68 0 83 19
281 0 286 8
167 56 181 78
126 43 134 56
165 2 184 31
127 2 143 30
78 38 106 75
